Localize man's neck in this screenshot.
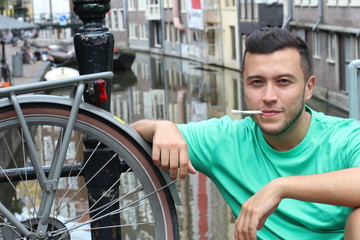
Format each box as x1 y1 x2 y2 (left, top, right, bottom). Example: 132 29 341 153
263 111 312 152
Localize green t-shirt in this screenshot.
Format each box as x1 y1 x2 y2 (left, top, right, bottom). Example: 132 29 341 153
177 107 360 239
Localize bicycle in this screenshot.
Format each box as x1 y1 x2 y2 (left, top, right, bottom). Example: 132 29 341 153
0 71 180 239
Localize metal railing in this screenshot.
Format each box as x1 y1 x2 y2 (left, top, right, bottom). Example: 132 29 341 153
347 59 360 120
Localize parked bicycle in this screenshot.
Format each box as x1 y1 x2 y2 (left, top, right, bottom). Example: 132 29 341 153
0 71 180 239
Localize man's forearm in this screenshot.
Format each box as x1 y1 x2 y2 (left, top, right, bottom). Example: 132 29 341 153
130 119 158 142
276 167 360 207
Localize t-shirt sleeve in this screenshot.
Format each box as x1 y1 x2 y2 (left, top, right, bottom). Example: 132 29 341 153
177 116 233 175
347 131 360 168
341 121 360 168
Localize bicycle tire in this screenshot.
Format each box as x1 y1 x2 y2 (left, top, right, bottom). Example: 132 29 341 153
0 99 179 240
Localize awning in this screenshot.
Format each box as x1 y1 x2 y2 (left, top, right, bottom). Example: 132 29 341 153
0 15 39 42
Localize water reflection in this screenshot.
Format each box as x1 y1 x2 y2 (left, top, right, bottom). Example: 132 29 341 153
111 53 242 239
111 52 349 240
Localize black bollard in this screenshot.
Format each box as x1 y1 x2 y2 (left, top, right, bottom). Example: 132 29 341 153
73 0 114 110
72 1 121 239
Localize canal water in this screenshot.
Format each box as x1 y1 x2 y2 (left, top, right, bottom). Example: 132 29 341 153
111 52 349 240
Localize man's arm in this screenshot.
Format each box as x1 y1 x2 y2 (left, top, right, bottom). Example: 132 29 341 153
345 206 360 240
131 119 196 180
235 167 360 240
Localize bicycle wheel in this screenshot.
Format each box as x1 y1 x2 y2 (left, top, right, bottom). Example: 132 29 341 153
0 99 179 240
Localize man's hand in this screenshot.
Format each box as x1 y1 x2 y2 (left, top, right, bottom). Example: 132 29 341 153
152 121 196 180
234 180 283 240
131 120 196 180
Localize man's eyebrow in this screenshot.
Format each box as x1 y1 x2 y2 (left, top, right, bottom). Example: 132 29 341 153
245 73 297 82
245 75 263 82
276 74 297 80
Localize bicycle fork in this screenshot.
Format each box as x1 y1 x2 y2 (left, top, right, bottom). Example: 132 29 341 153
1 81 86 239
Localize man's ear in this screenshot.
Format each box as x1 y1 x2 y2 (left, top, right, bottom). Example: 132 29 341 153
305 76 316 101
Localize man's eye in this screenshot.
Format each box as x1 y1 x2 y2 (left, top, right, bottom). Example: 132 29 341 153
251 80 263 86
278 79 290 85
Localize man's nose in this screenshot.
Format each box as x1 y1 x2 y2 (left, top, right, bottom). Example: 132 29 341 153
262 85 278 103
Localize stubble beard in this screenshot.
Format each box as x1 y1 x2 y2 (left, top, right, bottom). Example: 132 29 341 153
245 95 306 137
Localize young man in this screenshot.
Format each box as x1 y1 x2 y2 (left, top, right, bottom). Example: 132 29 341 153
131 28 360 239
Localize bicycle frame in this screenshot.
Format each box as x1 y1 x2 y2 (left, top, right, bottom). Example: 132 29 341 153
0 71 181 238
0 71 113 238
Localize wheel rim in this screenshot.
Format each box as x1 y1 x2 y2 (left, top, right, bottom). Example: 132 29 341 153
0 107 178 240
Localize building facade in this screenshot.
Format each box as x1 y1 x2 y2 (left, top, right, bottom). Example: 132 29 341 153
288 0 360 111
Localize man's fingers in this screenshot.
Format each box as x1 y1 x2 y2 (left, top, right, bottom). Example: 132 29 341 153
235 211 245 240
152 145 161 167
179 147 190 180
188 160 197 174
152 136 194 180
169 147 179 180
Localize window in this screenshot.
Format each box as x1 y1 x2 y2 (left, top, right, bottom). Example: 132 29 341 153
326 0 337 6
310 0 319 6
294 0 301 6
139 0 146 10
246 0 253 20
240 0 256 21
301 0 310 6
327 33 336 61
129 22 138 39
119 10 125 30
170 23 176 48
207 24 215 56
342 35 353 92
338 0 349 6
225 0 235 7
314 32 321 58
105 13 112 30
230 26 236 60
139 23 148 39
111 9 119 30
106 9 124 31
240 0 246 19
350 0 360 6
128 0 136 10
165 23 170 41
253 2 258 20
154 21 162 47
232 77 239 110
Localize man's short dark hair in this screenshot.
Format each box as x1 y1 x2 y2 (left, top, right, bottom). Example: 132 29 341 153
241 27 313 81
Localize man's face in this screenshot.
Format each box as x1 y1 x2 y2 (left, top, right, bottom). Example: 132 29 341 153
242 47 314 136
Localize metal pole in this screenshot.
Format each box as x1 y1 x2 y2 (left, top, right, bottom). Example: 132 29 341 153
348 59 360 120
73 1 121 239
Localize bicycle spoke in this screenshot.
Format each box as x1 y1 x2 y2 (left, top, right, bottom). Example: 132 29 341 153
61 167 134 234
54 143 114 217
61 180 176 238
55 180 175 240
54 139 100 209
0 97 179 240
56 221 156 240
1 132 39 220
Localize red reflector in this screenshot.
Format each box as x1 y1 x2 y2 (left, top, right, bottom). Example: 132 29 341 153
96 80 108 103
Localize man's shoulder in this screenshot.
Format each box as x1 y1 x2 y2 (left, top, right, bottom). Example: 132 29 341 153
310 108 360 136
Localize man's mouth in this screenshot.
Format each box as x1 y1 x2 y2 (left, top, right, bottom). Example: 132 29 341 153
260 110 281 117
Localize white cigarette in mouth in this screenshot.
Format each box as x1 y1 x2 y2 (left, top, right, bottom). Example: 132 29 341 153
231 110 263 115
